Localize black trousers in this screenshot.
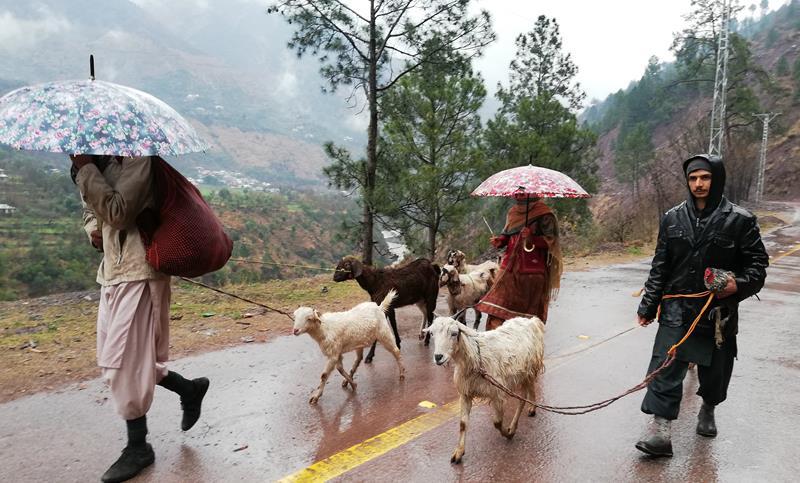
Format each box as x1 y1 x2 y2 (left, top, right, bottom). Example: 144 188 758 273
641 333 737 421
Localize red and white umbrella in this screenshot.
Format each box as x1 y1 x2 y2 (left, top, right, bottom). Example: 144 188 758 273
471 164 590 199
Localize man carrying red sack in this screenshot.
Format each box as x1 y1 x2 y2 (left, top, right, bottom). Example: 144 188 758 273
634 154 768 457
72 154 210 483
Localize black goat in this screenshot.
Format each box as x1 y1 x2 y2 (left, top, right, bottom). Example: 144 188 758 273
333 256 441 363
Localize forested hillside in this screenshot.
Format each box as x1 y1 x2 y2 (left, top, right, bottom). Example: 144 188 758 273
0 151 361 300
583 0 800 231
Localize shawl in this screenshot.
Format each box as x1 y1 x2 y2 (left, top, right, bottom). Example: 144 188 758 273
502 200 563 301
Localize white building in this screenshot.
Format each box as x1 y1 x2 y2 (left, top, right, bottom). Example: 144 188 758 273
0 203 17 215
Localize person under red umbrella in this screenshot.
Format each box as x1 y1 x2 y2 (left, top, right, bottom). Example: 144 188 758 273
475 191 563 330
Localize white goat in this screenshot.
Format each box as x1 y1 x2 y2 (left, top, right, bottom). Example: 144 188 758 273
293 290 404 404
424 315 545 464
446 249 498 288
439 264 491 329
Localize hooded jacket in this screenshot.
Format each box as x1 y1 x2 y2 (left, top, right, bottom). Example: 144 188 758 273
637 155 769 336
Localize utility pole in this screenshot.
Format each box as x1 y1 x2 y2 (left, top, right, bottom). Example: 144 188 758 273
753 112 780 203
709 0 732 158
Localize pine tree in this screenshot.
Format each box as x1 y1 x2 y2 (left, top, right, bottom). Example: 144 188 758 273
375 43 485 258
268 0 494 264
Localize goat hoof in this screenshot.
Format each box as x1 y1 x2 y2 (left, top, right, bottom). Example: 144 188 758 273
504 428 516 440
450 451 464 464
528 409 537 417
365 356 373 364
341 380 349 388
309 395 320 405
418 332 425 341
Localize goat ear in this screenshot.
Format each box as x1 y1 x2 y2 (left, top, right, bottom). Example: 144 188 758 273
313 310 322 322
350 259 363 278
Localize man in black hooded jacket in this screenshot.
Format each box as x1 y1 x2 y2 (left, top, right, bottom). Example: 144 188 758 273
634 154 768 457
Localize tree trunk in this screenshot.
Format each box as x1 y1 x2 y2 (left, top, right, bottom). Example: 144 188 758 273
428 223 437 260
362 0 378 265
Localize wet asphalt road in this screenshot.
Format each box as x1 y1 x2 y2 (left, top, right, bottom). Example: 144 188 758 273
1 211 798 482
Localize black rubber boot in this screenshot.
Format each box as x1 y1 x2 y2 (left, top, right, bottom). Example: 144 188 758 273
635 416 673 457
180 377 210 431
696 402 718 437
101 416 155 483
158 371 210 431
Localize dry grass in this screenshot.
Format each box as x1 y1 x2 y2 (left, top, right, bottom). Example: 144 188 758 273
0 275 366 403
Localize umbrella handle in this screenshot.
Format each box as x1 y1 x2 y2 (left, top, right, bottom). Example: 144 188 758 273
523 239 536 252
90 54 95 81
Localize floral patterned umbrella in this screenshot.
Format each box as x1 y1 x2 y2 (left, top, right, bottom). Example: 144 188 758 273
471 164 590 199
0 80 208 156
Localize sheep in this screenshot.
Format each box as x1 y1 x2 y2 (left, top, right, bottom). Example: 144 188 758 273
333 256 441 363
446 249 499 288
293 290 404 404
439 264 491 329
424 315 545 464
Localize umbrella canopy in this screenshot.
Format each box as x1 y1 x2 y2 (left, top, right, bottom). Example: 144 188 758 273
471 164 590 199
0 80 208 156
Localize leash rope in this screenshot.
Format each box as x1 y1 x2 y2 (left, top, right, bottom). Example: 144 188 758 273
178 276 294 321
471 291 716 415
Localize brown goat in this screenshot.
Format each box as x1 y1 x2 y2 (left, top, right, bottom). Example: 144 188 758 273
333 256 441 363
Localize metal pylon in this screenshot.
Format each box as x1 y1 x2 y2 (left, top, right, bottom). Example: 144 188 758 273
754 112 780 203
708 0 732 158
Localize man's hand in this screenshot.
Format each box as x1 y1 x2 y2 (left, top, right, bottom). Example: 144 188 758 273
716 277 738 299
70 154 94 170
90 230 103 251
637 314 653 327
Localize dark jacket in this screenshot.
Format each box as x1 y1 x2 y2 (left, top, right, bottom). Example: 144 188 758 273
637 155 769 337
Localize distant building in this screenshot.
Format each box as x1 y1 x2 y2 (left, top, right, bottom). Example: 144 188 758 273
0 203 17 215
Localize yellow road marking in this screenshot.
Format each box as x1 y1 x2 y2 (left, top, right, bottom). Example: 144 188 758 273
771 243 800 263
278 402 459 482
277 334 617 482
277 238 800 482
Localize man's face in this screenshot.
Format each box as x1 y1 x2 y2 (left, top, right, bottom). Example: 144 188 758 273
688 169 712 199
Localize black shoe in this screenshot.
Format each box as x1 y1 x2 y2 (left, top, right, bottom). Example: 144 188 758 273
181 377 210 431
635 436 673 457
101 444 155 483
696 403 717 437
635 416 673 457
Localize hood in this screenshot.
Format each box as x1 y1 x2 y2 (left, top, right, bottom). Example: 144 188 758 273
683 154 725 214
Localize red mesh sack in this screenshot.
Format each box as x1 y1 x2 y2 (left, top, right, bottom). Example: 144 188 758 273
137 157 233 277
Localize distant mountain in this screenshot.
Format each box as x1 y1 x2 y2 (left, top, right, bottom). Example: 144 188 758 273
0 0 367 185
583 0 800 203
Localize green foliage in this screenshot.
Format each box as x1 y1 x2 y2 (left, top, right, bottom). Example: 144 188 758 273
765 27 779 47
614 123 654 197
486 16 597 224
376 41 486 257
269 0 494 263
776 55 790 76
501 15 585 111
794 55 800 98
